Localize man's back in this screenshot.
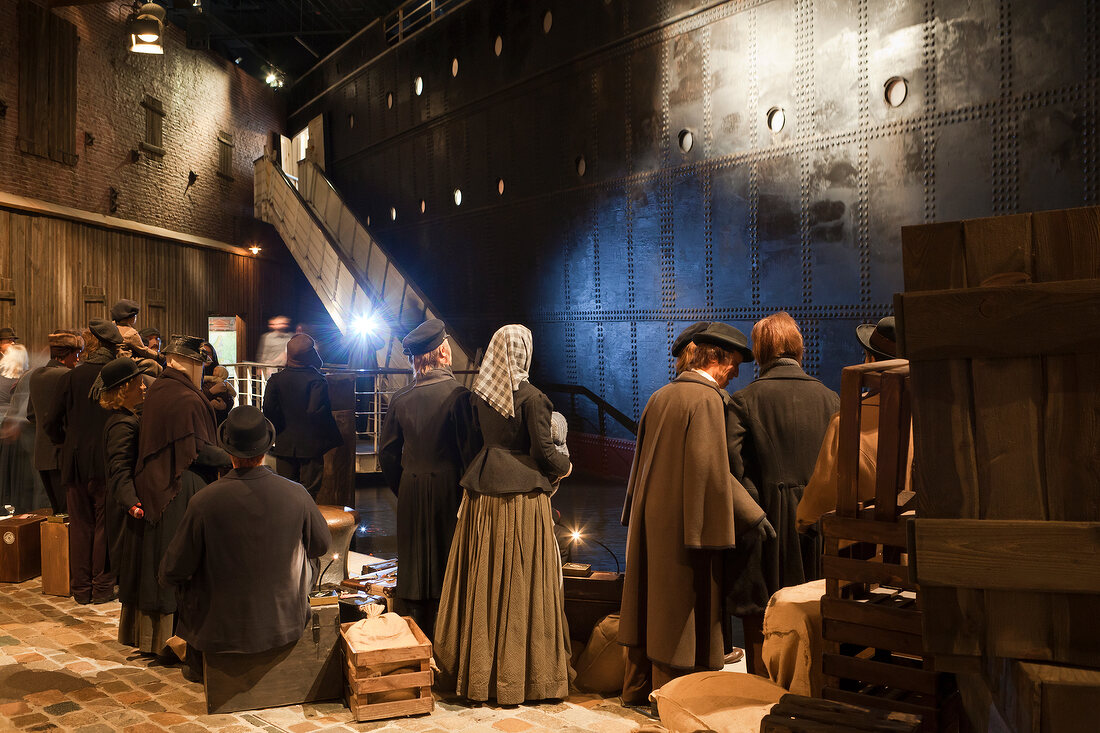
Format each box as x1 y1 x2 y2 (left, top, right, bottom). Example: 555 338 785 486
161 465 330 654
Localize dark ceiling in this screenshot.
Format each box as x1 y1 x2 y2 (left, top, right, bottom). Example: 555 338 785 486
162 0 405 85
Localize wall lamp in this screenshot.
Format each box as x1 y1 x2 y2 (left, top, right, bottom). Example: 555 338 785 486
248 244 262 256
128 2 165 55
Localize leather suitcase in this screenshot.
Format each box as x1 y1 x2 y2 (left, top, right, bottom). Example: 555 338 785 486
0 514 48 582
40 517 70 596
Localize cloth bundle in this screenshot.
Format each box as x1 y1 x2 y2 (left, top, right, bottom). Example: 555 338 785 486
346 605 419 653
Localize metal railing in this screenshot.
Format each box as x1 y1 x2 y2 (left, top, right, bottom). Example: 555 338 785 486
383 0 464 46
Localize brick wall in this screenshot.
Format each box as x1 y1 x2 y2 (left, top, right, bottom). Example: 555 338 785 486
0 0 284 245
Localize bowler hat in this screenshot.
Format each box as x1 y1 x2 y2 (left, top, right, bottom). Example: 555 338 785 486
402 319 447 356
218 405 276 458
99 357 149 393
89 319 123 346
694 322 754 363
856 316 897 360
110 299 140 322
671 321 710 357
162 334 210 363
0 328 18 341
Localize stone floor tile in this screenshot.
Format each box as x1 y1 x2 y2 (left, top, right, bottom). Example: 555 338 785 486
287 722 319 732
42 700 81 715
122 724 169 733
149 712 188 726
10 712 50 727
491 719 533 732
56 710 103 728
22 690 68 706
0 701 31 716
74 724 116 733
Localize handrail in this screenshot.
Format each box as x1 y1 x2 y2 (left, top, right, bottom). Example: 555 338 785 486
544 383 637 436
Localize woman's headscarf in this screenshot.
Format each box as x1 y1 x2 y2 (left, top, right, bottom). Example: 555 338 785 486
472 324 532 418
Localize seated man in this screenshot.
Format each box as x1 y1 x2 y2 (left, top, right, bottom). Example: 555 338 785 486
160 405 331 680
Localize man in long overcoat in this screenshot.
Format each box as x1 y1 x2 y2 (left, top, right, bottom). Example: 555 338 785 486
27 330 83 514
378 319 471 639
619 322 767 704
161 406 331 680
262 333 342 498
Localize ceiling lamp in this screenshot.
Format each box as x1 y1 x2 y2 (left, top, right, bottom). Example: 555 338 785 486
265 68 285 88
128 2 166 55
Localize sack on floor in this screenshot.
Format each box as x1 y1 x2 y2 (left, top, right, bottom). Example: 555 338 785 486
651 671 785 733
573 613 626 694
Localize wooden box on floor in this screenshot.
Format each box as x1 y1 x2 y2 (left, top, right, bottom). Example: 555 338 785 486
341 616 433 722
897 205 1100 731
762 693 922 732
203 604 343 714
39 517 69 596
819 362 956 732
0 514 47 582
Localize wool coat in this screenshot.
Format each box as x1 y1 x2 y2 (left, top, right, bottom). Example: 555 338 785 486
26 360 69 472
726 358 840 615
378 368 472 602
44 348 115 486
160 466 331 654
263 366 342 459
619 371 750 672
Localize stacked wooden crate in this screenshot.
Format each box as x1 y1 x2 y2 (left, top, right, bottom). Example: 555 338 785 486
819 361 957 731
896 205 1100 732
762 693 922 733
341 617 433 722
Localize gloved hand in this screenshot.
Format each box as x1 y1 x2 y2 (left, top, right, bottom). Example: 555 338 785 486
758 517 777 540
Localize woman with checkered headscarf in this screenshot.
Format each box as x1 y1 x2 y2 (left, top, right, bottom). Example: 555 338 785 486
434 324 573 705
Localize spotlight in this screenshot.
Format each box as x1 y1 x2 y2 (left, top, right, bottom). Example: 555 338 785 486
567 527 621 574
265 69 285 88
351 312 384 339
128 2 165 55
248 244 262 255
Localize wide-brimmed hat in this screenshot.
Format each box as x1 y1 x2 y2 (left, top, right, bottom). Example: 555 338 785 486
0 328 18 341
162 334 210 363
89 319 123 346
217 405 276 458
402 319 447 356
694 322 754 362
856 316 897 360
110 299 140 322
99 357 149 393
286 333 322 368
671 321 710 357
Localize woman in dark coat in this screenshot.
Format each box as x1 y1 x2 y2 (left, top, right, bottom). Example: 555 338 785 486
435 324 572 705
726 311 840 673
378 319 471 640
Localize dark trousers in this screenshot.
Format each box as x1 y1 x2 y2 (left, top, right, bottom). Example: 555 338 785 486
68 479 115 602
39 469 66 514
275 456 325 498
622 645 683 705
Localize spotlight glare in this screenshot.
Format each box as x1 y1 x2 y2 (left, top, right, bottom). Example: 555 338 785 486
570 530 582 542
351 312 383 338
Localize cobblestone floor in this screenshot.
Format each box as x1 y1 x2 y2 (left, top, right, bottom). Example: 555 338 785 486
0 579 652 732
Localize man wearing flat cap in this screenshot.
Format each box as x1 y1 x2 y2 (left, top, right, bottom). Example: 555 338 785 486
262 333 342 498
45 319 124 604
134 335 218 532
26 330 83 513
378 318 473 638
620 320 770 703
161 405 331 679
111 299 161 364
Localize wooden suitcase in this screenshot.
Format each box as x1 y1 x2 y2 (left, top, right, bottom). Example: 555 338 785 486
40 517 70 596
203 603 344 714
0 514 47 582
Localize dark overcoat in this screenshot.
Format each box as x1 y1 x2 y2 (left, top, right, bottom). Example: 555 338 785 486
378 368 471 602
160 466 331 654
619 372 751 672
263 366 342 459
26 360 69 472
44 348 114 486
726 358 840 615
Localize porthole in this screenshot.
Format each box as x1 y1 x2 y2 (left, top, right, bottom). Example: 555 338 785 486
420 199 426 214
348 113 355 128
451 57 459 77
386 91 394 109
414 76 424 96
543 11 553 34
494 35 503 57
497 178 505 195
884 76 909 107
389 207 397 221
366 215 371 226
766 106 785 133
453 188 462 206
678 129 693 153
575 155 586 177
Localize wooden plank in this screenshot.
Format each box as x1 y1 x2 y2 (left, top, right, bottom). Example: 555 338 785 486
823 619 924 656
1031 207 1100 283
822 514 910 547
822 686 936 719
900 221 967 293
874 369 906 523
347 667 431 694
837 365 866 517
821 653 940 696
913 519 1100 593
822 556 916 592
896 280 1100 361
347 691 433 722
769 693 923 732
820 596 923 636
962 214 1032 287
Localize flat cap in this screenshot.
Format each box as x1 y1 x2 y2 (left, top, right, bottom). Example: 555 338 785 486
694 322 754 363
402 318 447 357
88 318 123 346
110 299 140 322
671 321 710 357
48 330 84 350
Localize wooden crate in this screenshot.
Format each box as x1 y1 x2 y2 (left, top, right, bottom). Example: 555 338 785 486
819 362 956 731
897 205 1100 728
40 517 69 596
341 616 433 722
762 693 922 732
203 604 343 714
0 514 46 582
